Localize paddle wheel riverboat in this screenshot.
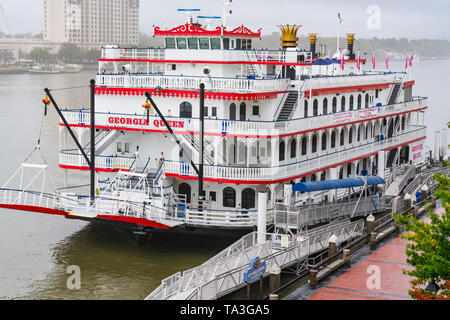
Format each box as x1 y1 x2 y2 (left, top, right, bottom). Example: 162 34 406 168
0 4 428 240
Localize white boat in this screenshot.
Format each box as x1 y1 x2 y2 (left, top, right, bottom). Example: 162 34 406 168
0 6 428 239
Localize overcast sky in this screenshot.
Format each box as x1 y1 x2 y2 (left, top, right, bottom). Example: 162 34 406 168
1 0 449 40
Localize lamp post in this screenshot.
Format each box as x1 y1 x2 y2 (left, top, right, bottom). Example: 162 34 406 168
425 279 440 294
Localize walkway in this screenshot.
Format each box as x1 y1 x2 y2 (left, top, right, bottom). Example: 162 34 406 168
305 205 443 300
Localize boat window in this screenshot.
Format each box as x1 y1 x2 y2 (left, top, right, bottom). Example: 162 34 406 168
321 133 327 151
223 38 230 50
211 38 221 50
252 105 259 116
212 107 217 117
332 97 337 113
236 39 242 50
242 188 256 209
323 98 328 115
313 99 318 116
188 38 198 49
246 39 252 50
180 102 192 118
179 183 191 204
230 103 236 120
242 39 247 50
223 187 236 208
239 102 246 121
125 142 131 153
177 38 187 49
279 141 285 161
301 137 307 155
312 135 318 153
290 139 297 158
331 131 336 148
165 38 176 49
210 191 216 202
199 38 210 49
117 142 122 153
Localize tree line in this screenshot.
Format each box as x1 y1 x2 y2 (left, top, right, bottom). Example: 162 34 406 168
26 43 101 64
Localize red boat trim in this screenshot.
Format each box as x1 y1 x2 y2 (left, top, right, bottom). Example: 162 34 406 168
59 107 427 139
59 165 130 173
99 58 313 66
97 215 172 229
0 204 69 216
95 87 286 101
403 80 415 88
0 204 173 229
153 23 261 38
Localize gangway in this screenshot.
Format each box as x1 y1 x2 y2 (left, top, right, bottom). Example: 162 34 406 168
146 219 365 300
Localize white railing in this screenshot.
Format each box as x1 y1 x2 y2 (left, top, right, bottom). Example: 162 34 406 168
59 151 136 171
163 127 427 182
60 97 427 138
101 47 311 64
96 74 290 93
185 209 261 228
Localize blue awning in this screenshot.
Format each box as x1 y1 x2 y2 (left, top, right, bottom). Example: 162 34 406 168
292 176 385 192
312 58 341 66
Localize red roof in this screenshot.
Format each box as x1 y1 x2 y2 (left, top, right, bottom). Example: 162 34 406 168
153 23 261 38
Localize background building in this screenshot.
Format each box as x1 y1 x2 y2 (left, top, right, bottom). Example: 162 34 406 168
43 0 139 45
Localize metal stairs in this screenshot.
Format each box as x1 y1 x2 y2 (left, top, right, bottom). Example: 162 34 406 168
388 82 402 105
179 130 226 165
277 91 299 121
84 129 124 155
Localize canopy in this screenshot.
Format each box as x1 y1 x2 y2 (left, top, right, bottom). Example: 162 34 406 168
292 176 385 193
312 58 341 66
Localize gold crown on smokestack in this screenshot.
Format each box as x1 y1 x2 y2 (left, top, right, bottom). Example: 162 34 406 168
309 33 318 44
278 24 302 48
346 33 356 45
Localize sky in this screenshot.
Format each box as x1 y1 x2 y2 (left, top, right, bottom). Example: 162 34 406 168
1 0 449 40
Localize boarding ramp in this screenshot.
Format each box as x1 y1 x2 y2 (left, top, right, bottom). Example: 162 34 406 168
146 219 365 300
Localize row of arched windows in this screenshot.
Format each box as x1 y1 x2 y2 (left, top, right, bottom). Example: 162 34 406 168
178 184 256 209
304 94 371 118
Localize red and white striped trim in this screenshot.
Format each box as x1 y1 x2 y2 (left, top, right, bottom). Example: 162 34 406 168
95 87 285 101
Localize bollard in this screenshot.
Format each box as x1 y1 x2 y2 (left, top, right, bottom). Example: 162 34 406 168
343 249 351 265
365 214 375 243
269 294 279 301
269 265 281 293
404 194 412 212
328 234 338 259
421 185 428 203
431 195 437 208
370 232 378 250
413 206 420 218
309 269 318 287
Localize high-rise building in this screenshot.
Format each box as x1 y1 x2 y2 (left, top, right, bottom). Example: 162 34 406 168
44 0 140 45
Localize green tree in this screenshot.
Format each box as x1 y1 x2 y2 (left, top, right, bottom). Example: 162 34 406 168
58 43 84 62
394 172 450 300
29 47 52 63
0 49 14 64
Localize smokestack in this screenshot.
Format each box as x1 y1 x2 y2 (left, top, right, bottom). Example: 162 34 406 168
309 33 318 59
278 24 302 50
346 33 356 59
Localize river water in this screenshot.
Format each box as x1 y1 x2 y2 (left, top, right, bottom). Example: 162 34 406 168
0 59 448 300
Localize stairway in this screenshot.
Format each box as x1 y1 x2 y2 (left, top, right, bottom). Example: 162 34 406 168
277 91 299 121
388 82 402 105
179 132 226 165
84 129 124 155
